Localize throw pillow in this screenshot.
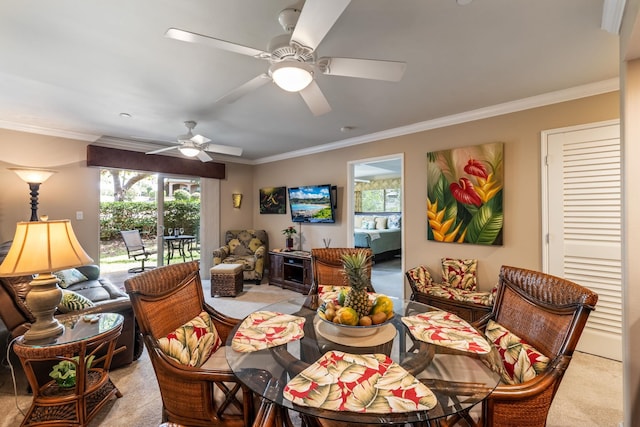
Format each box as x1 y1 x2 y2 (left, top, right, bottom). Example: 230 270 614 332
58 289 95 313
54 268 88 289
441 258 478 290
387 214 401 229
407 265 433 292
374 217 388 230
354 216 363 228
484 319 550 385
157 311 222 368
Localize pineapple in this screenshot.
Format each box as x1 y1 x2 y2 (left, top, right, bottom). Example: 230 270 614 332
341 250 373 318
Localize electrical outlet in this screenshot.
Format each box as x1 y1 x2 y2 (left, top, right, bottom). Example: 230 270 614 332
76 211 83 220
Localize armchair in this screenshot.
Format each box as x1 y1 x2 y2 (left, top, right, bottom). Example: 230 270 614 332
124 261 254 426
472 265 598 427
212 230 268 284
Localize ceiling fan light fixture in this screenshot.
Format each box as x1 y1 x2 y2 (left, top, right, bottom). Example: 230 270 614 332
178 141 201 157
269 61 313 92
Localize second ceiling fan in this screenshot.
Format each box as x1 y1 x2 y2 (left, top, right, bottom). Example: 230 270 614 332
165 0 407 116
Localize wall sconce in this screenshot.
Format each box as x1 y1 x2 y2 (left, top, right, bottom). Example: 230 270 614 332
0 219 93 342
232 193 243 209
10 168 57 221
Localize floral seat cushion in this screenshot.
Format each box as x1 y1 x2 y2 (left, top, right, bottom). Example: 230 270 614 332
485 319 550 385
231 310 306 353
407 265 495 307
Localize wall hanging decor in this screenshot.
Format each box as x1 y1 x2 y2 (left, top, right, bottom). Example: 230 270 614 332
260 186 287 214
427 142 503 245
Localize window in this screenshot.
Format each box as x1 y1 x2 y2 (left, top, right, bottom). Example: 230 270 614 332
361 188 401 212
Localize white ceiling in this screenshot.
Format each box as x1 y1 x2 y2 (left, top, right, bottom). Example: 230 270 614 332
0 0 620 163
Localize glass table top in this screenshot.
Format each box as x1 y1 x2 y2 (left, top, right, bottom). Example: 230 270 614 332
19 313 124 348
226 296 501 424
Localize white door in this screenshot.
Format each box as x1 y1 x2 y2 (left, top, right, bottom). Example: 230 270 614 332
542 120 621 361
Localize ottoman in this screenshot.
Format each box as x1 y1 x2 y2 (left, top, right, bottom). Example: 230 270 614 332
210 263 244 297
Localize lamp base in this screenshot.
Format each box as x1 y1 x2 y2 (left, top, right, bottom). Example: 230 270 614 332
23 274 64 342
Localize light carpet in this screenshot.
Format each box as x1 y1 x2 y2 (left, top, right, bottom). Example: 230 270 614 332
0 278 623 426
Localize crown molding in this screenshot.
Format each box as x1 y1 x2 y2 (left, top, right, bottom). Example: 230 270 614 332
601 0 626 34
0 120 101 142
253 78 620 165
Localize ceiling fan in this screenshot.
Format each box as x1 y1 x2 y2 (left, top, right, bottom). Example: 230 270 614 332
165 0 407 116
145 121 243 162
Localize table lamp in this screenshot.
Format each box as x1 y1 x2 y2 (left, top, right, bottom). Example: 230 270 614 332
0 219 93 341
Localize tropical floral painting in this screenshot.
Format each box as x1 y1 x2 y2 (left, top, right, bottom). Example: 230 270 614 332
259 186 287 214
427 142 503 245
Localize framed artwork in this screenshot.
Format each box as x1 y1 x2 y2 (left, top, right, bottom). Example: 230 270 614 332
427 142 503 245
259 186 287 214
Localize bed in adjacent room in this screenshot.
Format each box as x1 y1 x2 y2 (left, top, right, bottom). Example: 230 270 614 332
353 213 401 261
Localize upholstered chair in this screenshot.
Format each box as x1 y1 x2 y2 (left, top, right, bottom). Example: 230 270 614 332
124 261 254 426
470 265 598 427
212 230 268 284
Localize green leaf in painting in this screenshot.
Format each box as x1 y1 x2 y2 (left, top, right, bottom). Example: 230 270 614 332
465 197 503 245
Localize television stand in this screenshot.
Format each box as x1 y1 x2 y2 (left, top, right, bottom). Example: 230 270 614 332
268 250 312 294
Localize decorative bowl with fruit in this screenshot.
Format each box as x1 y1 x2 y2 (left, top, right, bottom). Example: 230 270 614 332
316 292 395 337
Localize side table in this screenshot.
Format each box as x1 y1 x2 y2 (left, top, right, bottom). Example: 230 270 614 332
13 312 124 427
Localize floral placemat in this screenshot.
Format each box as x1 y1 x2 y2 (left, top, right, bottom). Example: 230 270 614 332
401 311 492 354
231 311 305 353
283 350 436 413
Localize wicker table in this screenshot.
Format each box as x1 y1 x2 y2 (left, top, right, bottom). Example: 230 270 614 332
210 263 243 297
13 313 124 427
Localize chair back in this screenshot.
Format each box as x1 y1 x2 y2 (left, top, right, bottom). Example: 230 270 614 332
493 265 598 358
309 248 374 295
124 261 204 339
224 229 268 256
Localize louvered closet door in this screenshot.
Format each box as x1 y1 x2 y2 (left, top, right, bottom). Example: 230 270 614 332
545 121 621 361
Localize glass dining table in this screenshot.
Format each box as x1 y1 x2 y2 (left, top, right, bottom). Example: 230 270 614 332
226 295 502 426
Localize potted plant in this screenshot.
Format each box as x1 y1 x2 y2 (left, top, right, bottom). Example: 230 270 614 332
282 226 297 251
49 355 95 388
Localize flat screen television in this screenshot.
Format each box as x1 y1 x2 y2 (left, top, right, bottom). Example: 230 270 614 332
288 184 336 223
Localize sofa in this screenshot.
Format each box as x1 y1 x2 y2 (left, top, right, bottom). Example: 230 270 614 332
212 229 268 284
406 258 495 322
0 241 143 370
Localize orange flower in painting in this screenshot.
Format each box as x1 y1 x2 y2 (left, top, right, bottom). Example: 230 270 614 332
449 177 482 207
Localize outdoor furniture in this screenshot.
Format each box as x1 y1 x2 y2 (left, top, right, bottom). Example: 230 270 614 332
164 234 195 264
124 261 254 427
120 230 156 273
472 265 598 427
210 263 243 297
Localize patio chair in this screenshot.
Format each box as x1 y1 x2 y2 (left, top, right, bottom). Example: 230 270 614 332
124 261 254 426
120 230 155 273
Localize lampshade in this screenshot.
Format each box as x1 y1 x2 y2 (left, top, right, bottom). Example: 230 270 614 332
269 61 313 92
0 219 93 342
0 219 93 276
9 168 56 184
178 141 201 158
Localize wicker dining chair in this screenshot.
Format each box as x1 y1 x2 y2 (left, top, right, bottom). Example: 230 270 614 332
308 247 375 296
124 261 254 427
468 265 598 427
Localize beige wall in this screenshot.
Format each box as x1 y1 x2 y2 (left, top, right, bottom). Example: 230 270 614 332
253 92 619 290
219 162 254 243
0 129 100 259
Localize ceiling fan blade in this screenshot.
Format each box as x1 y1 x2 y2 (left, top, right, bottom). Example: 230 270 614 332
165 28 269 58
205 144 243 157
319 57 407 81
299 80 331 116
290 0 351 52
190 134 211 144
146 145 178 155
214 73 271 106
196 150 213 162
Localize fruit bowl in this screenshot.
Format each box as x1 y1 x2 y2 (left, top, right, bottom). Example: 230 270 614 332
317 313 393 337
